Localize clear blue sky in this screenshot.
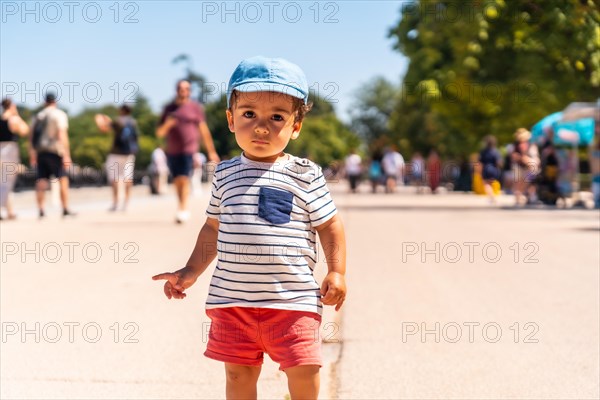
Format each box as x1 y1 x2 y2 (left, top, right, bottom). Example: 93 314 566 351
1 1 408 121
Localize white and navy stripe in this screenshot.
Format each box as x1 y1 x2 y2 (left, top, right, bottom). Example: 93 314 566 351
205 154 337 314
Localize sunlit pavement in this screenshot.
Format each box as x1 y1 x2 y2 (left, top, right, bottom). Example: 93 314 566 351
1 182 599 399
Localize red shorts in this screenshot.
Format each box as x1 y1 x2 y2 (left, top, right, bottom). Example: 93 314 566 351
204 307 322 370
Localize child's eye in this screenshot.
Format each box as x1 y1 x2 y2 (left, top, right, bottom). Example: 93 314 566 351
242 111 255 118
272 114 284 121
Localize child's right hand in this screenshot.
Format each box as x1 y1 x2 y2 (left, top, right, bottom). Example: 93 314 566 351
152 266 198 299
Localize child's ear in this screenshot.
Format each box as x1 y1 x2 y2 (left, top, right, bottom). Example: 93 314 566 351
291 121 302 140
226 109 235 132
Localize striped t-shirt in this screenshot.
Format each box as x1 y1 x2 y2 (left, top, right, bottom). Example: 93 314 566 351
205 153 338 315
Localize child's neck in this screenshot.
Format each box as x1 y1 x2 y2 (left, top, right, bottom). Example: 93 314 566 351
243 152 290 164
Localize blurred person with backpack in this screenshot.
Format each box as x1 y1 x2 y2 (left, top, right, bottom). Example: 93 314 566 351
0 98 29 220
30 93 75 218
95 104 139 211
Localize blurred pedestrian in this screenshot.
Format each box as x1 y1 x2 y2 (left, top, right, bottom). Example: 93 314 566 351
0 98 29 220
454 155 472 192
511 128 540 206
157 79 220 223
479 135 501 203
382 145 404 193
95 104 139 211
426 149 441 194
409 152 425 193
368 155 383 193
30 93 75 218
344 149 362 193
148 146 169 195
538 136 560 205
501 143 515 194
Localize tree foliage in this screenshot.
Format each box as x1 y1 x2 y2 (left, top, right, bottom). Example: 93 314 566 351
289 113 361 166
349 77 399 146
384 0 600 157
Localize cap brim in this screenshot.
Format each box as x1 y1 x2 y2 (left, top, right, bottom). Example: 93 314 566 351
229 82 307 107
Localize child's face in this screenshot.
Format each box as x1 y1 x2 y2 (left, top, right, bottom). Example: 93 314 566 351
226 91 302 163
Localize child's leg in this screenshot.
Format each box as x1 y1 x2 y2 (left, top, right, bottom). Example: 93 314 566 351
224 363 261 400
284 365 320 400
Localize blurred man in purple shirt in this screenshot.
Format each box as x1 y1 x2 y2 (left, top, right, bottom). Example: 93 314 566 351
157 80 220 223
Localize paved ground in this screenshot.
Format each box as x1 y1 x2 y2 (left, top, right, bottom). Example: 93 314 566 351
1 181 599 399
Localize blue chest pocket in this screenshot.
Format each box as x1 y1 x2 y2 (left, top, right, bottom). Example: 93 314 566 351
258 187 294 224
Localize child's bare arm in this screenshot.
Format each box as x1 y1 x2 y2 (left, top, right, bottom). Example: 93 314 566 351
315 214 347 311
152 217 219 299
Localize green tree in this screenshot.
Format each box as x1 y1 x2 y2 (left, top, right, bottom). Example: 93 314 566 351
71 135 110 169
68 107 107 169
349 77 399 143
130 93 161 168
288 113 361 166
388 0 600 156
132 92 159 138
308 94 335 117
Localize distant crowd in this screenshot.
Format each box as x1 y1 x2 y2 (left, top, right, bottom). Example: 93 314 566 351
342 128 600 209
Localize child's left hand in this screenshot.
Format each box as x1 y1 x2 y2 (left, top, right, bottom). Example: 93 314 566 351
320 271 346 311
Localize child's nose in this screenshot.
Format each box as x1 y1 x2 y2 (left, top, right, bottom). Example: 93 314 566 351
254 123 269 135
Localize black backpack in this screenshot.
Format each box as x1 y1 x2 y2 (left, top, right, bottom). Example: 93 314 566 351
31 116 48 150
116 121 139 154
